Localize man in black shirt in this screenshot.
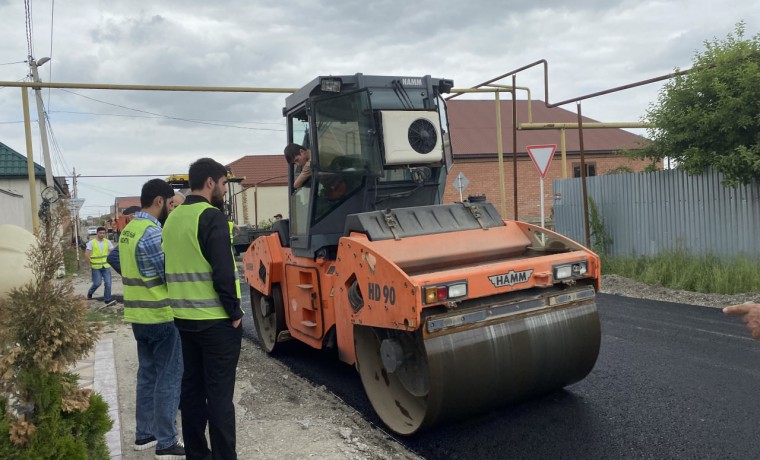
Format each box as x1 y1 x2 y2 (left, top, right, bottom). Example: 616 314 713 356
163 158 243 460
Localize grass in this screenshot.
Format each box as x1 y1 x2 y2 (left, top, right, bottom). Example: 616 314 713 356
86 310 123 326
63 245 84 276
602 249 760 294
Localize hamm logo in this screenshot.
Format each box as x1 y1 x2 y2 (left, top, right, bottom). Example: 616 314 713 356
489 269 533 288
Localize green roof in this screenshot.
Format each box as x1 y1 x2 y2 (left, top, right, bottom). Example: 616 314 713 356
0 141 45 178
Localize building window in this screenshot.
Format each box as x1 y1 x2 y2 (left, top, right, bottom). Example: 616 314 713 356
573 162 596 178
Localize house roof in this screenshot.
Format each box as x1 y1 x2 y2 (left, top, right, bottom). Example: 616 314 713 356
227 155 288 188
0 141 45 177
115 196 141 209
447 100 648 156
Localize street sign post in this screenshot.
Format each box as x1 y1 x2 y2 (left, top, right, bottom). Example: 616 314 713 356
526 144 557 229
67 197 85 214
453 172 469 202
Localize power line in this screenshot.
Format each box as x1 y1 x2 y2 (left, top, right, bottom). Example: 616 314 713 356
45 110 70 174
46 0 55 107
24 0 34 58
62 174 177 178
59 89 285 131
0 61 28 66
77 181 133 196
48 109 286 127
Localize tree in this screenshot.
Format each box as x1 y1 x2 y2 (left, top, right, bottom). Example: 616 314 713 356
639 22 760 186
0 204 111 458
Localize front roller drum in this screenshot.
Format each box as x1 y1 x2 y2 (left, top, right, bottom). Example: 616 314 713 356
354 302 600 435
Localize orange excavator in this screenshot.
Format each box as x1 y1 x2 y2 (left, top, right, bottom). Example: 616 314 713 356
243 74 601 435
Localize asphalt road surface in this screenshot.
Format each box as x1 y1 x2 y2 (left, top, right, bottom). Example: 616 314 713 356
241 288 760 460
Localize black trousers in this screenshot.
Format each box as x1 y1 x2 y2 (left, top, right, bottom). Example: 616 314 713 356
178 320 242 460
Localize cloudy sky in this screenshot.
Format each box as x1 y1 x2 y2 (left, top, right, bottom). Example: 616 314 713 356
1 0 758 217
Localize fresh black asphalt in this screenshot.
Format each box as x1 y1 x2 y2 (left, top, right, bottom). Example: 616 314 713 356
241 288 760 459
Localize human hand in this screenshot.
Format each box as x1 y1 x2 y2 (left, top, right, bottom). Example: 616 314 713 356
723 303 760 340
231 318 242 329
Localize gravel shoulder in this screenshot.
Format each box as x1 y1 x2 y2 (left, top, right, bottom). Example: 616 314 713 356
600 274 760 308
70 269 417 460
70 265 759 459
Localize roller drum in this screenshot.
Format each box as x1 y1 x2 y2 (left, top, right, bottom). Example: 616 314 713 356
355 301 600 435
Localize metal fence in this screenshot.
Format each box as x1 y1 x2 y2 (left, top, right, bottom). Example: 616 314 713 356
552 168 760 258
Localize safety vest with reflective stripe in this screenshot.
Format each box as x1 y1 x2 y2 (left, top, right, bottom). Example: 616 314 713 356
90 238 111 269
163 201 241 320
119 218 173 324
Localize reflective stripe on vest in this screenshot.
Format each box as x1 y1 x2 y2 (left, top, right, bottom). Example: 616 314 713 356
163 201 241 320
90 238 111 269
119 218 173 324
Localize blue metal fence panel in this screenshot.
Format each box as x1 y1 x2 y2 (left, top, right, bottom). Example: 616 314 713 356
552 169 760 258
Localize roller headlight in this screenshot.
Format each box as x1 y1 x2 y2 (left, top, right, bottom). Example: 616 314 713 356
553 261 588 280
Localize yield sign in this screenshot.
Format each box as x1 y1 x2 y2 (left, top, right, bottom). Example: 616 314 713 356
526 144 557 179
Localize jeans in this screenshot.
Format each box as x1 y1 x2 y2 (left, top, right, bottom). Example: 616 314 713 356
132 322 184 450
87 267 112 302
179 320 242 460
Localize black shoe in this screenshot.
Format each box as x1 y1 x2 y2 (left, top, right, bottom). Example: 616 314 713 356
133 436 157 451
155 440 185 459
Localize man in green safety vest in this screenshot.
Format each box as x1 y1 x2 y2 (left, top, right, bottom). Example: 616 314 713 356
111 178 186 459
163 158 243 460
85 226 116 306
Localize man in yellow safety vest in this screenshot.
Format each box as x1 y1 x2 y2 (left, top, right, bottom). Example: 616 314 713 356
112 178 186 459
85 226 116 307
163 158 243 460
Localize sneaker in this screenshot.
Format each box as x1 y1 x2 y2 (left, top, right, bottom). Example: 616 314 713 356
105 300 117 307
133 436 157 451
155 440 185 459
86 295 93 300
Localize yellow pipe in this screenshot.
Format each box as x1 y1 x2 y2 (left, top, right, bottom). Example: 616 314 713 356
495 91 507 218
520 122 653 129
560 128 567 178
485 84 533 122
21 87 39 234
0 80 296 93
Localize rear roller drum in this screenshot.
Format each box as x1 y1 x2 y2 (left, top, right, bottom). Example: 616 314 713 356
251 285 285 353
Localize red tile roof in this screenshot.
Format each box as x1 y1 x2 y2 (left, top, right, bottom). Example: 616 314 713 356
447 100 648 156
115 196 140 209
227 155 289 188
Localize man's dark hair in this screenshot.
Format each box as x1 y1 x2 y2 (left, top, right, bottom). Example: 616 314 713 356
284 144 305 164
96 226 106 233
140 178 176 208
188 158 228 191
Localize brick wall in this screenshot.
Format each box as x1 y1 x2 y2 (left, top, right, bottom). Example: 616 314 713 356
444 154 655 221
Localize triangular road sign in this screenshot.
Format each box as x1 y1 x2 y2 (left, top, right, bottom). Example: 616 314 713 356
526 144 557 179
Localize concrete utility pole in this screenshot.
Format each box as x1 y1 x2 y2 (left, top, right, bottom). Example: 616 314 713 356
29 56 55 193
72 168 81 268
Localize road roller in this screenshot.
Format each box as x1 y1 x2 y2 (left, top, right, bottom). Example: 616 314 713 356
243 74 601 435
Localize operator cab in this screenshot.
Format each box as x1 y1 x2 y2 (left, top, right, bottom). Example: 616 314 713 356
283 74 454 259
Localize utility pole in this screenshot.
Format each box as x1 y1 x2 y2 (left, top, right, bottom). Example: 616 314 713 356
29 56 55 193
72 167 79 198
72 168 81 268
